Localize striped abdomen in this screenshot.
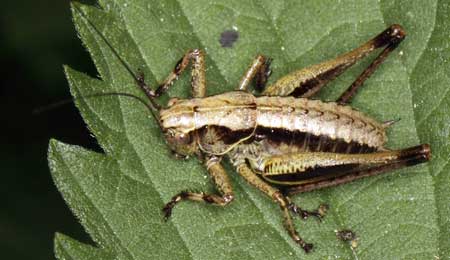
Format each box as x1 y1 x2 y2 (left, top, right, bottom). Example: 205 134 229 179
255 96 386 150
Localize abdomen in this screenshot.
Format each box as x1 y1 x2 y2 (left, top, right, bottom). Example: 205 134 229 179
255 96 387 152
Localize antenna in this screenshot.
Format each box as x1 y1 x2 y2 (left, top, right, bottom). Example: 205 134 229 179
33 92 155 116
71 3 162 125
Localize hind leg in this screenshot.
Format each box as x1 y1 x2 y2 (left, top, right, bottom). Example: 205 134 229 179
262 25 405 99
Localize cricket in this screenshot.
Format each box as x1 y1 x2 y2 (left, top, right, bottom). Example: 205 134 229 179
75 6 431 253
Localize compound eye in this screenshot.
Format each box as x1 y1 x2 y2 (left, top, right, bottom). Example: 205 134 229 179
164 129 192 147
175 133 192 144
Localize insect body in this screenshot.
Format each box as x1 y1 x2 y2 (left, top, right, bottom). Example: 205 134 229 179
76 12 430 253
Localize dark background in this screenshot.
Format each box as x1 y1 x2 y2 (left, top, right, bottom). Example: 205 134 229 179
1 1 98 259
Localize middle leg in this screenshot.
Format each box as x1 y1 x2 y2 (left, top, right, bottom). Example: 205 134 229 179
236 163 313 253
236 55 272 92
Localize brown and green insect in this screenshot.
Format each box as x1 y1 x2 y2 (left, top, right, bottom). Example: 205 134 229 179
80 10 430 253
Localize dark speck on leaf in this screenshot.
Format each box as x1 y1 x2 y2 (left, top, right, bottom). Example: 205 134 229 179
220 30 239 48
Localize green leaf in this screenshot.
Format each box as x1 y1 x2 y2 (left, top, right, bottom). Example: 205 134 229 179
49 0 449 259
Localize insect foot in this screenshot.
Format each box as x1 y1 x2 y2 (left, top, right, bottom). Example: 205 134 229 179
162 191 189 220
162 189 235 220
287 198 329 222
336 229 358 249
302 243 314 253
296 238 313 253
270 192 314 253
